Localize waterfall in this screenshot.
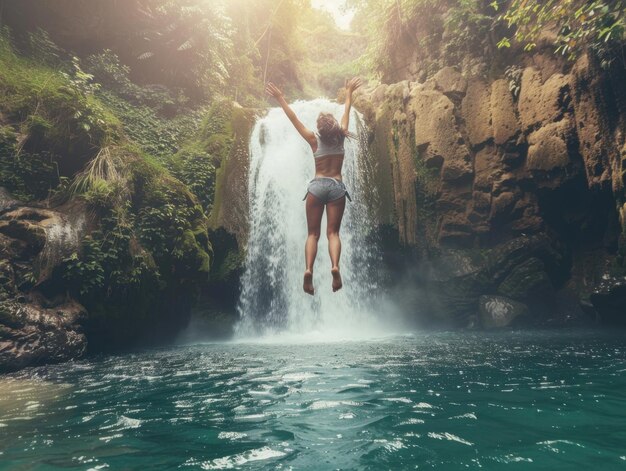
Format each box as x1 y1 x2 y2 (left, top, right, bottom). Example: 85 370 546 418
236 99 386 339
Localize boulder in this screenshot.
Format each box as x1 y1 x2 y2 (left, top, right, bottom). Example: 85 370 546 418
410 89 472 183
518 67 569 132
490 79 521 145
417 234 564 327
0 206 85 284
0 297 86 372
390 107 419 245
489 191 517 221
478 295 529 329
484 234 563 285
462 78 492 147
438 213 473 246
526 119 574 173
427 249 484 280
368 84 389 110
570 53 616 190
589 277 626 326
470 190 491 216
431 66 467 97
385 80 411 102
473 147 502 192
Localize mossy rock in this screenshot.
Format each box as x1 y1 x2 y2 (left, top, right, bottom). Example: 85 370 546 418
180 229 211 277
207 103 257 244
208 228 243 283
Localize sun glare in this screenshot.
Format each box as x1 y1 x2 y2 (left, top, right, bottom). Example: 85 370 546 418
311 0 355 30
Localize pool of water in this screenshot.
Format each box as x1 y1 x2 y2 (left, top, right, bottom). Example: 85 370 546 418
1 330 625 470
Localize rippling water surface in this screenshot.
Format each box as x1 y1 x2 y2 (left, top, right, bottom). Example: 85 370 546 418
1 331 626 470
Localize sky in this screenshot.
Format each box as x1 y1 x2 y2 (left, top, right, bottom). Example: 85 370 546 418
311 0 355 30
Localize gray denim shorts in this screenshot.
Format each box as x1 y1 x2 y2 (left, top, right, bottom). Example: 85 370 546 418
303 177 352 203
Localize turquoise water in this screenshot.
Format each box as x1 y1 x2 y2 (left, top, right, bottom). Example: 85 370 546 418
1 331 625 470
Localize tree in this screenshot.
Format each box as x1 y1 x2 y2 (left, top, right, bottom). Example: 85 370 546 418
494 0 626 68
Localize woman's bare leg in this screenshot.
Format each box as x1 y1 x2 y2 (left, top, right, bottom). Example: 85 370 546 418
326 196 346 292
304 193 325 295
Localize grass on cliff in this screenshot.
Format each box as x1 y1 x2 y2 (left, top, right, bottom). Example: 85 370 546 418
0 29 123 200
0 28 213 343
0 31 121 146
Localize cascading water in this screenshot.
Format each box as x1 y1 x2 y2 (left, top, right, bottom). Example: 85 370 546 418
236 99 386 339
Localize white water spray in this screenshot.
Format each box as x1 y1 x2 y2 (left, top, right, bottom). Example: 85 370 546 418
236 99 387 340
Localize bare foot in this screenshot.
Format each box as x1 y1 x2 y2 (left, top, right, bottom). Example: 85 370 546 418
303 270 314 295
331 267 343 292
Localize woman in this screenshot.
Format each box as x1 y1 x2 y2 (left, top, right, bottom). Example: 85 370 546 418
265 78 362 295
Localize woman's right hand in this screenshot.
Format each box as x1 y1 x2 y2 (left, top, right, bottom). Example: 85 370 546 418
345 77 363 95
265 82 284 100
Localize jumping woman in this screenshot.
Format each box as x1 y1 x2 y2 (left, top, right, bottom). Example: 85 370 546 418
265 78 362 295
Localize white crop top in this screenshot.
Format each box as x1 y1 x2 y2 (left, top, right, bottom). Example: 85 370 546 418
313 133 345 158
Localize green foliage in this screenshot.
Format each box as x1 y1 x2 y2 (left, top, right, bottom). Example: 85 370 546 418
138 201 195 261
168 99 245 213
170 145 216 211
348 0 497 81
0 144 60 201
2 0 323 104
133 0 233 98
23 28 64 67
495 0 626 67
124 153 211 282
61 56 101 96
62 207 158 297
504 65 523 99
0 28 122 184
299 7 366 96
97 90 203 160
0 122 58 201
86 50 189 112
0 14 220 344
223 0 310 102
70 146 132 210
442 0 494 62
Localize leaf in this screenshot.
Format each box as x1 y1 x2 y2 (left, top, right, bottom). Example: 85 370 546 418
178 40 193 51
497 37 511 48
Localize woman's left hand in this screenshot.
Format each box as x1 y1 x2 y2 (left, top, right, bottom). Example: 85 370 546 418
345 77 363 94
265 82 284 100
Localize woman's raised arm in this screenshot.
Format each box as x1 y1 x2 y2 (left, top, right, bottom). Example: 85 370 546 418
265 82 316 150
341 77 362 132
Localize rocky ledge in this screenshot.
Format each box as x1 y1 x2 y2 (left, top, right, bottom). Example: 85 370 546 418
0 189 88 372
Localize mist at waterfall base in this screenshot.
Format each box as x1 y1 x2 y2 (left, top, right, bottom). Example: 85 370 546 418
235 99 403 341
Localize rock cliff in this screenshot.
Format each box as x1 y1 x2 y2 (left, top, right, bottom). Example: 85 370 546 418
355 51 626 328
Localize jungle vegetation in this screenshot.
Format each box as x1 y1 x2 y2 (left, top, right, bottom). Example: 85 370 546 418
0 0 624 342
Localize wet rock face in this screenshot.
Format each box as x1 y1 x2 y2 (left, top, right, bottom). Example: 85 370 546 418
360 51 626 326
0 298 86 372
362 53 624 253
0 194 88 372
